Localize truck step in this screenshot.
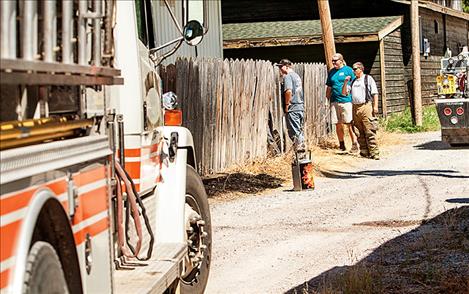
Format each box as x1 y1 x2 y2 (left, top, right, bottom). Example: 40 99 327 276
114 243 186 294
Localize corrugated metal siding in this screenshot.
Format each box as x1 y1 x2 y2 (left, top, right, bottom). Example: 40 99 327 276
152 0 222 65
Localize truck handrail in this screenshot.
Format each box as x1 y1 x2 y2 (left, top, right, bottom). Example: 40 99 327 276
0 0 120 86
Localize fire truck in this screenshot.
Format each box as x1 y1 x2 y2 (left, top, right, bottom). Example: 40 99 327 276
435 46 469 146
0 1 211 293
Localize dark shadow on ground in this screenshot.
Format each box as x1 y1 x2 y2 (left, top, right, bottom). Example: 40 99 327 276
414 140 469 150
203 172 283 197
446 198 469 204
286 206 469 294
320 169 469 179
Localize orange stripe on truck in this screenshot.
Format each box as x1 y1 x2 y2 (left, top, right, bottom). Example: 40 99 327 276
0 191 33 217
72 187 108 224
124 161 140 178
0 220 21 262
74 218 109 245
0 179 67 216
0 269 10 290
73 165 106 187
124 148 141 157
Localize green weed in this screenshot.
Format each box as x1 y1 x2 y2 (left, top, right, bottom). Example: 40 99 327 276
381 106 440 133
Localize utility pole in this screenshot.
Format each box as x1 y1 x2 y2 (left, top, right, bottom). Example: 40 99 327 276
411 0 423 126
317 0 336 70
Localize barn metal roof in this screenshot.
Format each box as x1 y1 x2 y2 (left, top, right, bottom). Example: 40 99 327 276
223 16 404 49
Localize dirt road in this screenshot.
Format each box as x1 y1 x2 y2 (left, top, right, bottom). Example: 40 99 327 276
205 131 469 293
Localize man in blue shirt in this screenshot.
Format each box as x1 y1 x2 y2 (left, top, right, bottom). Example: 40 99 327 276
326 53 359 152
275 59 305 154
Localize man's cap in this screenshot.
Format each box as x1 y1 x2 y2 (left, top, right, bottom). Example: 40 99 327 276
274 59 292 67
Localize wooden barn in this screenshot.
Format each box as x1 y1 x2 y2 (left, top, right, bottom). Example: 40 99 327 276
222 0 469 115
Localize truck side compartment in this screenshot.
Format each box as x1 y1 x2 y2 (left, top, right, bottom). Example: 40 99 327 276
0 136 113 293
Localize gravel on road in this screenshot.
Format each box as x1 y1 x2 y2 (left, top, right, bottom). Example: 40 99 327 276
205 131 469 294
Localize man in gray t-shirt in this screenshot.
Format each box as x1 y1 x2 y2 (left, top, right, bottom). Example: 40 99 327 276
275 59 305 152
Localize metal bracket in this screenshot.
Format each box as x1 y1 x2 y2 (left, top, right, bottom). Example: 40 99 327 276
66 173 79 218
168 132 179 162
106 109 117 180
85 233 93 274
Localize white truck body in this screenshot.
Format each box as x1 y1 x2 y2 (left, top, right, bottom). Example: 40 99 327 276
0 1 211 293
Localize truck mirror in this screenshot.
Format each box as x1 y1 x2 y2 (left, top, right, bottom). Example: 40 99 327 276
183 20 204 46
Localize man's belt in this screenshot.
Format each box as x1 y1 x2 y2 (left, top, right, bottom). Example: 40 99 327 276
353 101 371 106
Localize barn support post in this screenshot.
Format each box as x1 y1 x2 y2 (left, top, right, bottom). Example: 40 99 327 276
379 39 388 117
411 0 423 126
317 0 336 70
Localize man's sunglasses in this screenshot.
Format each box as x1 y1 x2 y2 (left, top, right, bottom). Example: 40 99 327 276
332 59 340 62
352 67 360 71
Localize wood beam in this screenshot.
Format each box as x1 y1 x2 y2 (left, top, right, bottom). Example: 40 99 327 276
379 39 388 117
411 0 422 126
390 0 469 21
223 34 379 49
317 0 336 70
378 16 404 40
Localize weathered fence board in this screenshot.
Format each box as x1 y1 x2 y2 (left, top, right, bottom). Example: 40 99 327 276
160 57 329 175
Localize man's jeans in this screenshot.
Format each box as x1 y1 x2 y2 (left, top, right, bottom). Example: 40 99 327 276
286 111 305 151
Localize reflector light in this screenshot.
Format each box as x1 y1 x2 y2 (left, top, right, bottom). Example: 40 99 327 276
450 116 458 125
443 107 452 116
164 109 182 126
456 107 464 116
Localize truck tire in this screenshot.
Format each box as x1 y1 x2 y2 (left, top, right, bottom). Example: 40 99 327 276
181 165 212 294
23 241 69 294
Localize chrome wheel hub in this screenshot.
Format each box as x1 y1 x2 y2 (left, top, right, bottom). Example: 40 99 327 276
182 199 208 284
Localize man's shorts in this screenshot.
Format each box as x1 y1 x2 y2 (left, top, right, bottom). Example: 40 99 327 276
330 102 353 124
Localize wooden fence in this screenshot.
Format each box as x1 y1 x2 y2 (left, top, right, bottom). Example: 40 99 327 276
160 57 330 175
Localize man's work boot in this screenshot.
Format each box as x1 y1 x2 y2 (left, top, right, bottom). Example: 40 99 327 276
350 142 360 154
359 152 369 158
339 141 346 151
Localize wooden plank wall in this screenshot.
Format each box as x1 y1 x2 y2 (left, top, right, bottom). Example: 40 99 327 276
420 55 441 105
367 46 384 114
420 8 446 56
382 29 409 114
445 15 469 57
160 58 329 175
382 9 468 115
295 63 331 145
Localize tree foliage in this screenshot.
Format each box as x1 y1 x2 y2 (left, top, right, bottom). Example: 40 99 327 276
464 0 469 13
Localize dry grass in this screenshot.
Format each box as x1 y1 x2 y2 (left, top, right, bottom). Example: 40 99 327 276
224 152 292 181
204 130 407 202
354 219 422 228
290 206 469 294
203 153 291 202
292 265 382 294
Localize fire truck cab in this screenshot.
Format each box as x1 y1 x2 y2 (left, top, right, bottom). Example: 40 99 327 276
0 1 211 293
